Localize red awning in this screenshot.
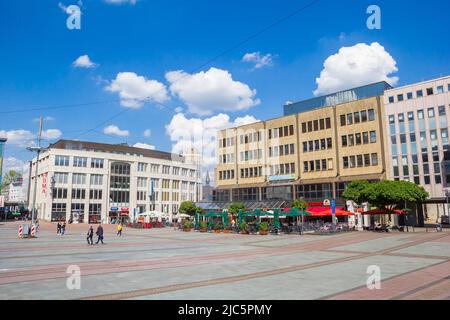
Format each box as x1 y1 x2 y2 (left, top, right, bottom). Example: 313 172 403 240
361 209 406 215
307 207 354 217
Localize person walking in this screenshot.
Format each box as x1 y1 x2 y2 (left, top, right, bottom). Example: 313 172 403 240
95 224 104 244
61 222 66 236
57 222 61 235
86 226 94 245
117 223 123 237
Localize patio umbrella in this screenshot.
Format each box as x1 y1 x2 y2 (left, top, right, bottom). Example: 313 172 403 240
361 209 406 215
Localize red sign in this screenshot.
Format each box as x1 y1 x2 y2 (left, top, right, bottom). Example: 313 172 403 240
42 173 48 195
120 208 129 212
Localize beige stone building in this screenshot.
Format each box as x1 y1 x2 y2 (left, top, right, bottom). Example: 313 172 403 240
215 82 391 205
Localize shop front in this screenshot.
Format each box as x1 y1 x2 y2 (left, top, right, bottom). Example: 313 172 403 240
108 207 119 224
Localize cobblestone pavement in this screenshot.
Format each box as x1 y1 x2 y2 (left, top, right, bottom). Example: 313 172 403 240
0 221 449 300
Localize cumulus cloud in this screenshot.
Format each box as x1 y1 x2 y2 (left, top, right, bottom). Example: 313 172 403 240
103 125 129 137
133 142 155 150
165 67 260 116
314 42 399 96
242 52 274 69
73 55 97 68
106 72 169 108
0 129 62 147
166 113 258 184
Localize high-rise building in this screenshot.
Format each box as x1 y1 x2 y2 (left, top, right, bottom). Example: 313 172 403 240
383 76 450 224
29 140 202 224
214 82 391 205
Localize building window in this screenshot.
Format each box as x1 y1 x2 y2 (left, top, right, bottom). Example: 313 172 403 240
340 114 346 126
437 85 444 94
426 87 434 95
137 162 147 172
371 153 379 166
407 92 413 100
417 89 423 97
91 158 104 169
55 155 70 166
54 172 68 184
89 189 102 200
361 110 367 122
52 188 68 199
72 173 86 185
354 112 360 123
73 157 87 167
368 109 375 121
347 113 353 125
397 94 404 102
72 189 86 199
388 96 394 103
90 174 103 186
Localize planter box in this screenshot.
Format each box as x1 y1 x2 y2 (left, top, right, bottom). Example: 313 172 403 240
259 231 269 235
213 230 222 234
240 231 249 235
184 228 192 232
199 229 207 233
223 230 232 234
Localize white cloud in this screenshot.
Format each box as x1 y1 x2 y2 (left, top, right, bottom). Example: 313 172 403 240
106 72 169 108
133 142 155 150
33 116 55 123
42 129 62 140
165 67 260 116
73 54 97 68
103 125 129 137
143 129 152 137
0 128 62 147
242 52 274 69
166 113 258 184
104 0 137 4
2 157 29 175
314 42 399 96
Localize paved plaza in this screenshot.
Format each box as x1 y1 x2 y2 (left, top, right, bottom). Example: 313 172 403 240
0 221 449 300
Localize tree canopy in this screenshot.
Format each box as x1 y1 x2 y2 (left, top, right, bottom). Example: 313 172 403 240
228 202 246 215
1 170 22 189
292 199 308 211
179 201 200 216
343 180 428 210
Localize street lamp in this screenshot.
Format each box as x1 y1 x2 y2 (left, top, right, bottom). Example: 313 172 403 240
27 145 46 225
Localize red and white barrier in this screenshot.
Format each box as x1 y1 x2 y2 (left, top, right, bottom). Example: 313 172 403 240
30 224 36 237
18 225 23 238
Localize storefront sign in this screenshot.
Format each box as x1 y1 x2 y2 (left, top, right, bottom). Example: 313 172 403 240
268 174 296 182
110 207 118 211
41 173 48 195
323 199 331 206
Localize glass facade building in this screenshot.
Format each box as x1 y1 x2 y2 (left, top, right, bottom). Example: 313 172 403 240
284 81 392 116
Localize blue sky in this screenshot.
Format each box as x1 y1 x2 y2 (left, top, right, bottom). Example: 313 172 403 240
0 0 449 177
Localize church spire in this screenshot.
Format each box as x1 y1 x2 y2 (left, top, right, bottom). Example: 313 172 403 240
205 170 211 186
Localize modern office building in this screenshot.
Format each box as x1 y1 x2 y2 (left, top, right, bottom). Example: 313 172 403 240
29 140 202 223
0 138 6 188
214 82 391 206
383 76 450 224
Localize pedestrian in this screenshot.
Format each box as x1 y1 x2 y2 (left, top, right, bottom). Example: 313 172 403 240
61 222 66 236
95 224 104 244
117 223 123 237
57 222 61 235
87 226 94 245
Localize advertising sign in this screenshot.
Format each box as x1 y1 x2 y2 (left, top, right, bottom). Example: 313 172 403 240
42 172 48 195
268 174 296 182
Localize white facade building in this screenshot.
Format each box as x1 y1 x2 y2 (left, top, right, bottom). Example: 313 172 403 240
29 140 202 224
384 76 450 224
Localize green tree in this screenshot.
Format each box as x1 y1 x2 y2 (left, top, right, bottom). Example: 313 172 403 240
179 201 199 216
292 199 308 211
228 202 246 215
364 180 428 211
1 170 22 188
342 180 371 204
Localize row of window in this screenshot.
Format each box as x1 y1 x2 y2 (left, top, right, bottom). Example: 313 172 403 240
340 109 375 126
268 125 295 139
303 159 333 172
219 153 235 164
55 156 104 168
342 153 379 169
270 163 296 176
301 117 331 133
52 188 103 200
218 170 235 181
302 138 332 153
218 137 235 148
240 167 263 179
240 149 263 162
388 84 449 103
137 163 196 177
342 131 377 147
240 131 262 144
269 144 295 157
